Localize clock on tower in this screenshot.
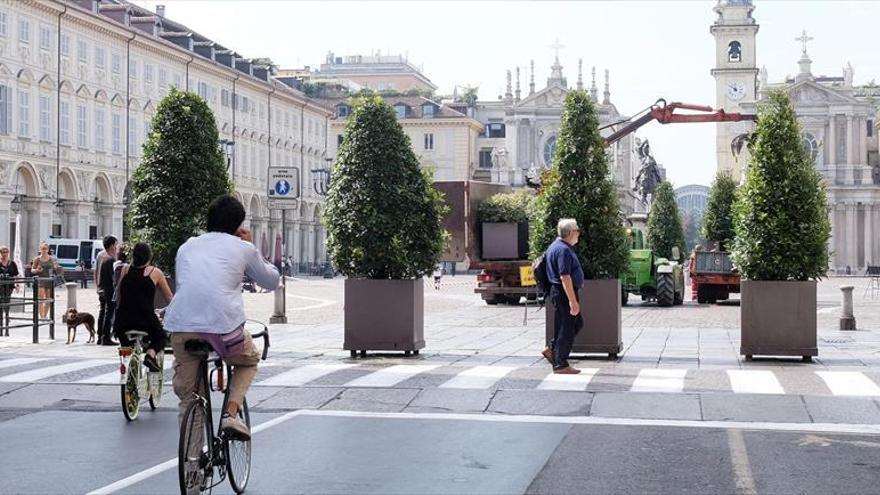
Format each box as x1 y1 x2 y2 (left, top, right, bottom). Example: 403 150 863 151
711 0 759 180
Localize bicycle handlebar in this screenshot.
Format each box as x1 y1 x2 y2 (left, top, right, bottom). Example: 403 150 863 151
245 319 270 361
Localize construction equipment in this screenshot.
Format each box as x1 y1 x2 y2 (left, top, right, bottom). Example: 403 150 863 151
621 228 685 307
688 246 741 304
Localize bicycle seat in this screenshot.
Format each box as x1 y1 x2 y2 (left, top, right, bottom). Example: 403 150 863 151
183 339 215 355
125 330 149 339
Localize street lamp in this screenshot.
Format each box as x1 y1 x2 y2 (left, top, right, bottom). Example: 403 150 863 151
219 139 236 180
10 194 22 214
92 196 102 214
311 156 332 196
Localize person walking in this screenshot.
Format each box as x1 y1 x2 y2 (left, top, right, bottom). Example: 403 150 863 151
433 264 443 290
0 246 19 336
541 218 584 375
94 235 119 346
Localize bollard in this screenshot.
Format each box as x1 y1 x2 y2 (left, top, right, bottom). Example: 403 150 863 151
65 282 78 310
840 285 856 330
269 278 287 324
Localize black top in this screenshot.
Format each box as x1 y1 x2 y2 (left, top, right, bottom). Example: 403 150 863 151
0 260 19 278
114 266 158 330
98 254 115 296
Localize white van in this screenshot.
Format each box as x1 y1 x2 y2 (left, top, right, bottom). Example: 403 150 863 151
46 238 105 270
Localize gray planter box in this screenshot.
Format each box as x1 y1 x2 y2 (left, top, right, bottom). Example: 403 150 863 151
740 280 817 360
546 278 622 358
344 278 425 356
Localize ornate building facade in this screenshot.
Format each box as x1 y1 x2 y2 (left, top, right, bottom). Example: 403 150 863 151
0 0 331 269
712 0 880 273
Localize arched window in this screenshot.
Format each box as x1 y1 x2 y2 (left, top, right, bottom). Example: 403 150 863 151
543 135 557 166
728 41 742 63
802 132 819 163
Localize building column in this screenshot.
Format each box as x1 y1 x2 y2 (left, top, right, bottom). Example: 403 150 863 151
827 202 836 271
846 202 857 270
827 116 836 167
866 203 874 267
860 117 868 165
846 115 854 165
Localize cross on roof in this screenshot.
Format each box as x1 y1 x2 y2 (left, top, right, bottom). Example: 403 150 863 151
796 29 814 54
548 39 565 60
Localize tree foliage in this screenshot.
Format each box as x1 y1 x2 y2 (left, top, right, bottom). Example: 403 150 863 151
732 90 831 281
530 90 629 279
324 96 449 279
127 88 231 275
682 210 705 254
477 190 534 224
646 182 686 263
701 172 738 249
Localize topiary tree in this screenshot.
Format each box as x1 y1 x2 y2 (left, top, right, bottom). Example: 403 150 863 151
127 88 231 275
732 90 830 280
702 172 738 250
530 90 629 279
324 96 448 279
477 190 534 224
646 181 686 263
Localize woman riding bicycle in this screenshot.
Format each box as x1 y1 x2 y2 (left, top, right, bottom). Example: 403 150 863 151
163 195 280 441
113 242 174 371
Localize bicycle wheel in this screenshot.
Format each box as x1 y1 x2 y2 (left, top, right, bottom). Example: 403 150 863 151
225 397 251 494
121 356 140 422
148 352 164 410
179 399 214 495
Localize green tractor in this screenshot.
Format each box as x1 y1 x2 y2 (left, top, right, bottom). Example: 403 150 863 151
621 228 685 307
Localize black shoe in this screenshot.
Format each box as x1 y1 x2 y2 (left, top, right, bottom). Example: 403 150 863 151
101 339 118 346
144 354 160 372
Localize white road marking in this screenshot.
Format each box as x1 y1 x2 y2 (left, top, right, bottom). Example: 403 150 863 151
631 369 687 393
344 364 441 388
817 306 842 315
537 368 599 391
76 371 120 385
439 366 515 389
726 370 784 394
816 371 880 397
0 359 113 383
286 293 336 311
255 363 356 387
727 429 758 495
87 409 880 495
0 357 51 370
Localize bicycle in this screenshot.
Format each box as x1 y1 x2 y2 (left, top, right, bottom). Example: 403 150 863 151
178 321 270 495
119 330 165 421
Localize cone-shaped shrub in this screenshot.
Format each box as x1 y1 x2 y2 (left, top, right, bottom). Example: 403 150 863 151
324 96 448 279
732 90 830 280
127 88 231 275
646 182 686 263
530 90 628 279
701 172 738 250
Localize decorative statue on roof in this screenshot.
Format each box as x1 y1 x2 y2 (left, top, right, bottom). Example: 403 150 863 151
633 138 663 203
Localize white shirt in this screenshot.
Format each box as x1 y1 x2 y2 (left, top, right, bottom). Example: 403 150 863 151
163 232 280 334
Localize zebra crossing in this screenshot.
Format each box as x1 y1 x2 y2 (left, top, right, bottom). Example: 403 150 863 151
0 355 879 397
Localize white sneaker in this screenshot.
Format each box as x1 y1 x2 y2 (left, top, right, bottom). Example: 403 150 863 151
220 415 251 441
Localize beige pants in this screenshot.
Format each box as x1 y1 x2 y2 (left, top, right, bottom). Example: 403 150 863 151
171 331 260 425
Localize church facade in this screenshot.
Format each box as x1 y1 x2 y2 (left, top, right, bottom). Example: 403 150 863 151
712 0 880 272
471 56 644 217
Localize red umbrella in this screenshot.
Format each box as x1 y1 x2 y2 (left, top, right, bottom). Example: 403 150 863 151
261 231 269 259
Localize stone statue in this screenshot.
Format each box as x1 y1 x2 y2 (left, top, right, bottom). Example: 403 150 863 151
633 138 663 203
490 147 508 169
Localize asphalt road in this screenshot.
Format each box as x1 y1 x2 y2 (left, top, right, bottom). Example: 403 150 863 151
2 407 879 494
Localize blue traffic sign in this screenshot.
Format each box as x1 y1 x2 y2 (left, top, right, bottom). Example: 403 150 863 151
274 179 291 196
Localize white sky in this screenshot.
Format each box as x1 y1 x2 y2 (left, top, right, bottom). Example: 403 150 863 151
131 0 880 187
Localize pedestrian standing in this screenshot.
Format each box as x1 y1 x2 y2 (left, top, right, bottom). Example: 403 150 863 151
30 241 61 320
0 246 19 336
94 235 119 346
433 264 443 290
541 218 584 375
76 260 88 289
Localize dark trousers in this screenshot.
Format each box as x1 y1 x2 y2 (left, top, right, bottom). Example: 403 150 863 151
97 294 115 342
550 285 581 369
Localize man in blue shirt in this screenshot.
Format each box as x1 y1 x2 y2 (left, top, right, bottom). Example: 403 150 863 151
542 218 585 374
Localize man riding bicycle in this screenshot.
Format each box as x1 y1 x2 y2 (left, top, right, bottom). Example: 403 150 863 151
163 195 280 440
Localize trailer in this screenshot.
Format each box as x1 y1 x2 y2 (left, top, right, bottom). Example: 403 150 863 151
689 250 741 304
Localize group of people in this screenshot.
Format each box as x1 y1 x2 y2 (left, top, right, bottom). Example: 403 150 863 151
92 195 280 440
0 240 68 336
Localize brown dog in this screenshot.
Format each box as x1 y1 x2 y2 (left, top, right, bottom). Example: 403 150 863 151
61 308 96 344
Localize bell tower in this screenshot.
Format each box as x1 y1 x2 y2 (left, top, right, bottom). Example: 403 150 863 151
711 0 759 179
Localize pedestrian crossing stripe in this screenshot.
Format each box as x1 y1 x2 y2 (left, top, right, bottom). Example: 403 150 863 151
0 357 879 397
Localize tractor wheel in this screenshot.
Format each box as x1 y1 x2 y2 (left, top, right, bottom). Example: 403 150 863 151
674 287 684 305
656 274 675 307
621 289 629 306
696 286 708 304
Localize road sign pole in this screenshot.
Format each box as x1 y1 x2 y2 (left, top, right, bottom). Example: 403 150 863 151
271 209 288 324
